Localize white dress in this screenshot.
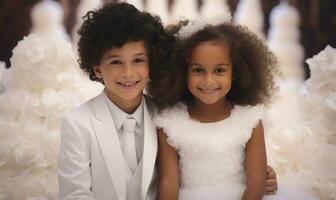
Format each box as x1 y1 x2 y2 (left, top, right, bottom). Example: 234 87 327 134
155 102 317 200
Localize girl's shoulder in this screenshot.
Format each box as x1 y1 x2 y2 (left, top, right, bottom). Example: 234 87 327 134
154 102 191 150
233 104 265 118
154 102 265 128
233 104 266 122
154 102 188 127
164 103 265 126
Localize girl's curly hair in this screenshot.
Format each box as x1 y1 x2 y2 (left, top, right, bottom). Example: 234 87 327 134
77 2 175 98
155 22 278 107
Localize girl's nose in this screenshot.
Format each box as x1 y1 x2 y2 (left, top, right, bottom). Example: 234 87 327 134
203 73 215 85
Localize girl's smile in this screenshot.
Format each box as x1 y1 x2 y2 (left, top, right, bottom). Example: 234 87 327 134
197 87 221 95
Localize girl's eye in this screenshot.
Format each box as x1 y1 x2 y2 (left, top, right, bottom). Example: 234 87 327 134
134 58 146 64
192 67 204 74
110 60 122 65
215 68 226 74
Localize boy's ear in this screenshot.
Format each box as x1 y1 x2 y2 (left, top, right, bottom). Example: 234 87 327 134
93 65 103 78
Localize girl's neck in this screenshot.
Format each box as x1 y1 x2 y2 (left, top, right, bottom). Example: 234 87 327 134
188 98 233 123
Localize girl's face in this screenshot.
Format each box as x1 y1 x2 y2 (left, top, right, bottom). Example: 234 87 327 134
187 41 232 105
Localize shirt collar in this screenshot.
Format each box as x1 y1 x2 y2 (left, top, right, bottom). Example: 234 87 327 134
104 91 144 130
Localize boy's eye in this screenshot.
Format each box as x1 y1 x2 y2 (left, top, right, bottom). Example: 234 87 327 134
215 68 226 74
110 60 122 65
134 58 146 64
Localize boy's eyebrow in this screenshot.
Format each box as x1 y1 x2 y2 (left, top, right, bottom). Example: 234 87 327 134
105 55 120 59
189 62 231 66
105 53 147 59
133 53 147 57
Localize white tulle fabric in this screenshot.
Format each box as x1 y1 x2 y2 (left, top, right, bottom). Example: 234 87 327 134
176 14 232 40
265 45 336 199
0 33 102 199
155 102 265 199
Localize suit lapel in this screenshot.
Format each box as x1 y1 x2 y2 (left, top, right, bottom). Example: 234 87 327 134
91 92 126 199
141 99 158 200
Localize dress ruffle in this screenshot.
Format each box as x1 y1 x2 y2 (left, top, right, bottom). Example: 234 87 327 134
155 102 295 200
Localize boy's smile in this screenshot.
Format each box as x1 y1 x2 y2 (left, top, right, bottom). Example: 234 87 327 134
117 80 141 89
93 40 149 113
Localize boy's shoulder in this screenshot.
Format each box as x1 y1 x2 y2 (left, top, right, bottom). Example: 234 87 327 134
62 93 159 122
64 93 157 118
62 92 102 122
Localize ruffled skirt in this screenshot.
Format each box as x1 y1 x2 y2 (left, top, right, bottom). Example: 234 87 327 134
178 184 318 200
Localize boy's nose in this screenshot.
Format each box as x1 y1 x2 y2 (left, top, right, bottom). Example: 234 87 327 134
122 64 135 77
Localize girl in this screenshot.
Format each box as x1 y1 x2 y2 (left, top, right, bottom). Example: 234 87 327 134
153 19 317 200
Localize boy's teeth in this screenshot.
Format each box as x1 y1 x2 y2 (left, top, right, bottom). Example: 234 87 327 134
122 82 136 86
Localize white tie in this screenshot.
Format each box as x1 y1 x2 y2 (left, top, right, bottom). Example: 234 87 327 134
122 117 138 173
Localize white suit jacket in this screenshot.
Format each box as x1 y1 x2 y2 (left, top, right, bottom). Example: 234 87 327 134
58 92 158 200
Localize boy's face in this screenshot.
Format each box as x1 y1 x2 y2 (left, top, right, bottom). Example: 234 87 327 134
94 40 149 109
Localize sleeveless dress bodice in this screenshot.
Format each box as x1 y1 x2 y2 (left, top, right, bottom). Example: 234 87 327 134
155 102 264 199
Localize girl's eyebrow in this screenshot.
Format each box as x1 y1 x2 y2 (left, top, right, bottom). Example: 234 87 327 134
189 62 202 66
216 62 231 66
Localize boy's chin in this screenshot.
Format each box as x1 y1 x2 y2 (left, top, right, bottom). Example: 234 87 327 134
122 93 143 102
105 88 143 103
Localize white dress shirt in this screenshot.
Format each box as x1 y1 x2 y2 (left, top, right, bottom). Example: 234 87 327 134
104 92 144 162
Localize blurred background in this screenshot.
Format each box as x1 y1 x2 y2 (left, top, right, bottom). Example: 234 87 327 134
0 0 335 78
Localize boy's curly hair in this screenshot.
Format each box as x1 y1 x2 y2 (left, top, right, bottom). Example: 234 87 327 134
77 2 175 97
157 22 278 107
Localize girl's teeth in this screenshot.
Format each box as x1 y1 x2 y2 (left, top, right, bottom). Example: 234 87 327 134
203 90 213 93
201 88 217 94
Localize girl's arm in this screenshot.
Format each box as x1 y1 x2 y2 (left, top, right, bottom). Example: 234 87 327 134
241 121 267 200
156 128 180 200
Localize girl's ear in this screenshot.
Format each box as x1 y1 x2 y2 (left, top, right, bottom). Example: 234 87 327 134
93 65 103 79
